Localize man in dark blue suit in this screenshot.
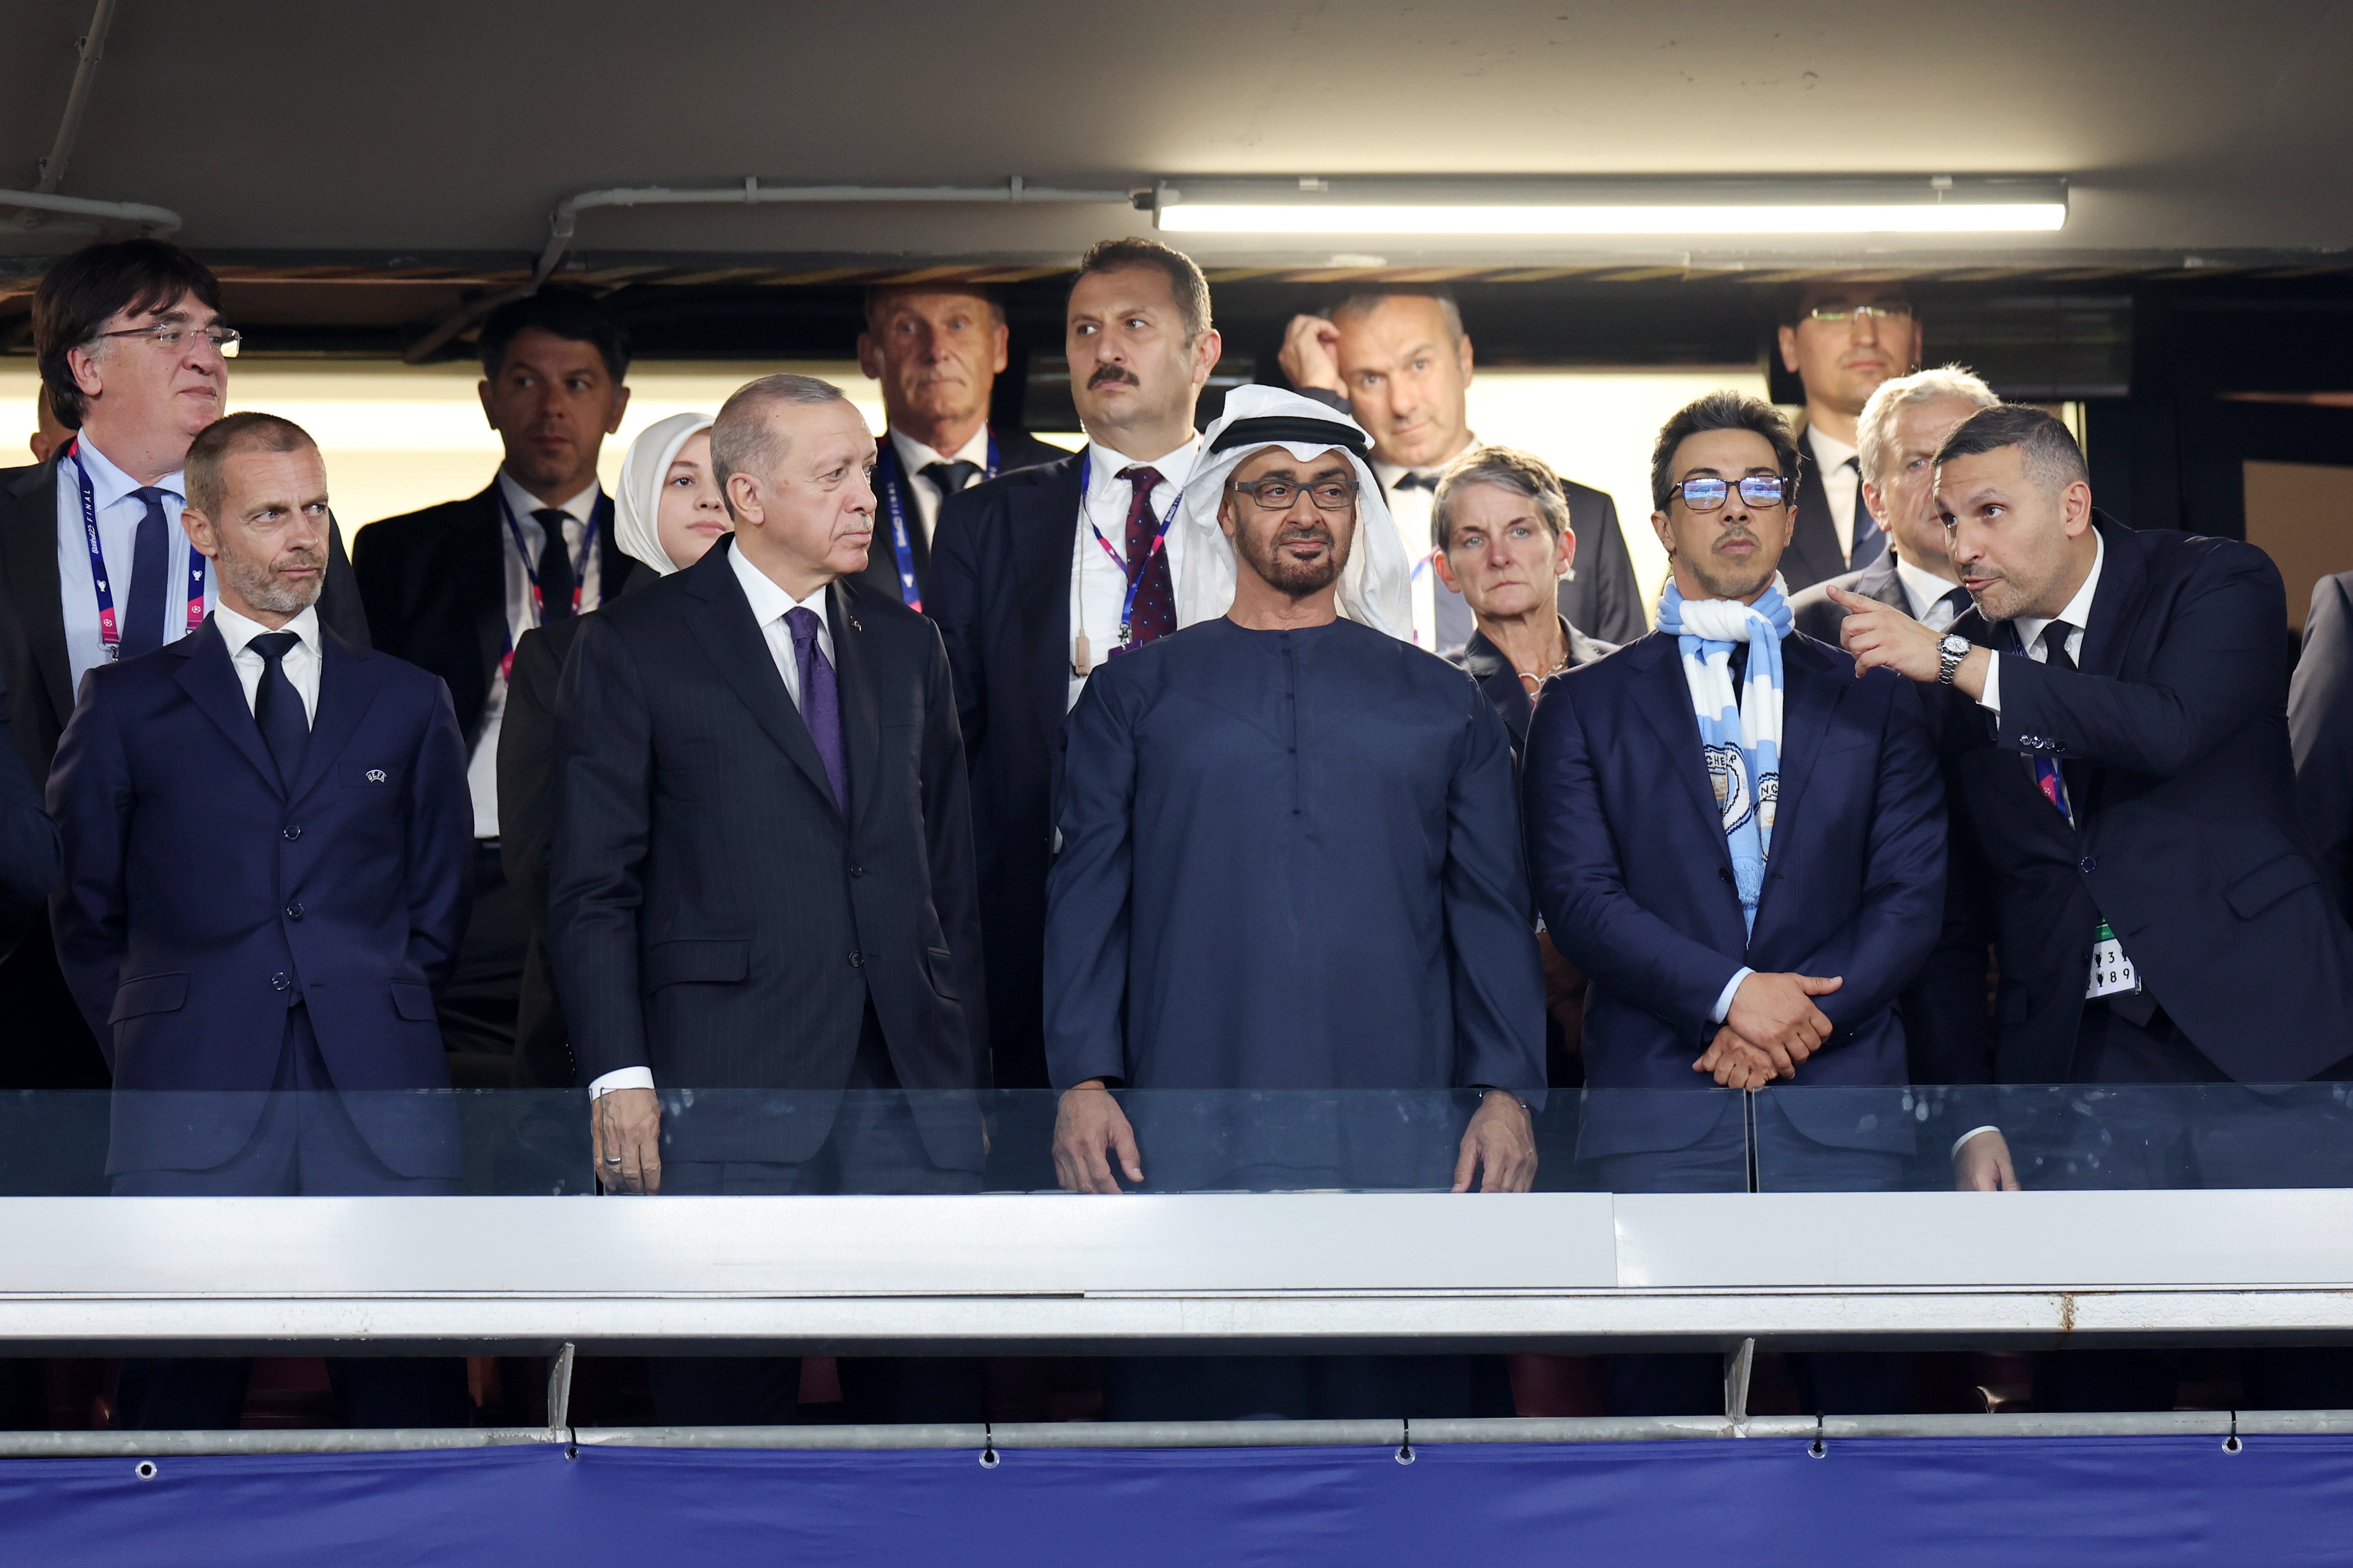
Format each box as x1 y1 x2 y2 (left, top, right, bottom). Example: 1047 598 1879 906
2290 570 2353 923
1525 392 1946 1416
1838 405 2353 1411
0 667 59 963
47 413 475 1428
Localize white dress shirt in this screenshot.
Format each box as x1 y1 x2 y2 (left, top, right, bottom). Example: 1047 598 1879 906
1068 433 1199 710
1978 530 2105 716
213 601 322 723
888 426 992 544
1371 451 1454 651
1807 427 1866 563
1893 555 1972 634
589 546 837 1103
467 473 608 839
53 436 219 697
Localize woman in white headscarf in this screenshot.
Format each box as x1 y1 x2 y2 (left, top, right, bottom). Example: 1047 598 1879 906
1171 384 1413 639
499 412 723 1083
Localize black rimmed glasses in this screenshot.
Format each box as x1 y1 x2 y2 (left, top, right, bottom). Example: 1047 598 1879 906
1672 475 1789 511
96 323 242 358
1806 301 1914 325
1230 476 1358 511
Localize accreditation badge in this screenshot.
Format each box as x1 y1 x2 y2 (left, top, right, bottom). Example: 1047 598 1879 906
2085 920 2141 1000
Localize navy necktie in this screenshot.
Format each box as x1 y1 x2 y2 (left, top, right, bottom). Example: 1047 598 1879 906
534 508 578 623
248 631 309 786
784 606 847 811
1391 471 1439 491
1845 458 1888 570
920 460 981 503
121 487 172 658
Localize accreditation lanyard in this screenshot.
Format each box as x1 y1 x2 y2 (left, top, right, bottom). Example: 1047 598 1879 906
496 490 598 681
1079 453 1183 646
71 439 207 660
877 432 1000 612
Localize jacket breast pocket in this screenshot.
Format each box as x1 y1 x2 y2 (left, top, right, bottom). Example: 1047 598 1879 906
643 938 750 990
923 946 959 1000
109 972 188 1024
2225 850 2320 920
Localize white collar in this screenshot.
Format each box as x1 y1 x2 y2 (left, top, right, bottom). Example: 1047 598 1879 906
726 538 831 625
497 470 601 526
1083 433 1200 498
1374 431 1478 486
1892 554 1965 620
1806 425 1859 466
2014 529 2106 655
214 600 320 659
889 425 991 474
71 434 182 507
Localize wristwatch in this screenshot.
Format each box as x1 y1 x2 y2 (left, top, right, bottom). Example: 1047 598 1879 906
1936 634 1971 686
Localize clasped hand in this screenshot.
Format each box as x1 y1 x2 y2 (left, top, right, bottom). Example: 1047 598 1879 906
1692 970 1843 1088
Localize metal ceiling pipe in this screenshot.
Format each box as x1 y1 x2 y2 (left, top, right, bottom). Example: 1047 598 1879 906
403 175 1143 364
34 0 121 194
0 187 179 235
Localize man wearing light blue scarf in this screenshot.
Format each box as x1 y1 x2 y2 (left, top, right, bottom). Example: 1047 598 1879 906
1523 391 1946 1418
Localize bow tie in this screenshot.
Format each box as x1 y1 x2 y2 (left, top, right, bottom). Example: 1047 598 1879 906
1391 471 1439 492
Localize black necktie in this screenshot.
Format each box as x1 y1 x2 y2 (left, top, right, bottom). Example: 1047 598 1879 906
920 460 981 502
534 508 578 623
1845 458 1887 570
122 487 172 658
248 631 309 786
2042 620 2077 672
1932 586 1972 627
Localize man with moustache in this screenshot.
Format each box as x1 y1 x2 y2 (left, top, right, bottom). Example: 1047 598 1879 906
1280 287 1647 648
1776 282 1924 591
928 238 1222 1089
47 412 473 1427
1792 368 2000 1085
553 375 987 1425
355 290 645 1084
853 284 1067 610
1044 386 1543 1419
0 239 367 1091
1525 392 1943 1417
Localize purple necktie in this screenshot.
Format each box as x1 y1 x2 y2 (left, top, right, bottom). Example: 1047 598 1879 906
1118 465 1177 647
784 605 846 811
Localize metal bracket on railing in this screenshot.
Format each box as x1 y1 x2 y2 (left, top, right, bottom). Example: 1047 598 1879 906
1723 1338 1756 1425
546 1342 576 1431
1395 1418 1415 1464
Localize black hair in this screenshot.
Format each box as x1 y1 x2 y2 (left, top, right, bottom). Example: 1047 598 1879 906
33 239 223 428
1934 403 2088 494
1650 391 1801 512
477 288 630 383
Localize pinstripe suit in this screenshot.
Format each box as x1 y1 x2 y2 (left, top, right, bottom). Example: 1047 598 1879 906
549 537 987 1170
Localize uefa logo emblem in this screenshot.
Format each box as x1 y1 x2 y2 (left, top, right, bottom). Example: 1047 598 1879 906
366 769 387 783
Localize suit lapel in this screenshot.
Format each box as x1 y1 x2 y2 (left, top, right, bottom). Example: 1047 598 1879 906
1787 453 1846 588
827 577 882 833
897 466 931 594
1856 553 1905 610
681 542 842 821
1 460 76 735
1762 637 1844 852
1016 455 1084 761
1461 631 1531 744
2076 516 2145 680
287 630 379 804
592 491 635 606
171 620 282 794
457 485 508 717
1627 635 1733 863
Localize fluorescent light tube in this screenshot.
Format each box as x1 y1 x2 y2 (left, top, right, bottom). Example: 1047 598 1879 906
1156 202 2068 236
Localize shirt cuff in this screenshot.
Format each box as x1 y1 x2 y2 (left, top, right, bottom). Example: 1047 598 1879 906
1976 651 2002 714
588 1066 655 1099
1950 1125 2002 1160
1711 967 1754 1025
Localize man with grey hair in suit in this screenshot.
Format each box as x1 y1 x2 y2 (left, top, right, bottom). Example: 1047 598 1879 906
552 372 988 1426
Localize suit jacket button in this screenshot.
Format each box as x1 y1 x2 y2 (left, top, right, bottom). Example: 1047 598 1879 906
2079 856 2097 874
847 950 863 967
848 863 864 878
272 973 291 992
283 824 302 841
286 902 304 921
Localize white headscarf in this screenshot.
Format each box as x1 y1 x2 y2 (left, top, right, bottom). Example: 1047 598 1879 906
1171 385 1412 639
614 412 715 575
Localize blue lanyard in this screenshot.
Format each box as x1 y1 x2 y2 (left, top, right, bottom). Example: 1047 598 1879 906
877 432 999 611
495 489 598 678
71 438 207 659
1079 453 1183 645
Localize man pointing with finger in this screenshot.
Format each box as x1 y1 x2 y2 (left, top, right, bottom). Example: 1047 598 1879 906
1524 392 1945 1417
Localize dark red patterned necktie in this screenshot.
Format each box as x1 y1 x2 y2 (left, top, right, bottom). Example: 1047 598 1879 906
1119 465 1176 646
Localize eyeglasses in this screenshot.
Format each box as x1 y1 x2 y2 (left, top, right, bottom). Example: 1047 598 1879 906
1230 476 1358 511
1672 475 1788 511
1806 302 1913 325
95 323 242 358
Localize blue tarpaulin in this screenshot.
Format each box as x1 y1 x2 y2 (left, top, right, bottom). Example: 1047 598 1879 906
1 1436 2348 1564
